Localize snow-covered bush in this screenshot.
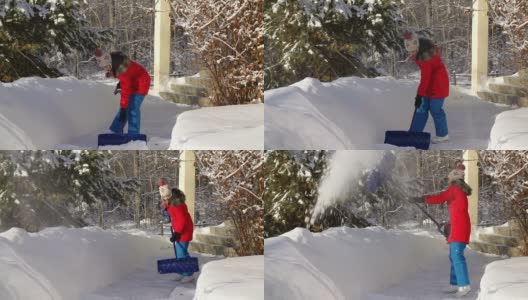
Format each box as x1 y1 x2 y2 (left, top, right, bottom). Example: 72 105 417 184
488 0 528 69
196 151 264 255
172 0 264 105
480 151 528 255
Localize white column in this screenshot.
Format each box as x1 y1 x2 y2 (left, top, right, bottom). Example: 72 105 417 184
471 0 489 95
179 151 196 222
464 150 479 226
154 0 171 94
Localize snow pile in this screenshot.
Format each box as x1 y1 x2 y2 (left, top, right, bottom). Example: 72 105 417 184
0 77 193 150
488 108 528 149
0 226 170 300
265 227 449 300
265 76 509 150
194 256 264 300
266 226 502 299
0 77 116 149
170 104 264 150
478 257 528 300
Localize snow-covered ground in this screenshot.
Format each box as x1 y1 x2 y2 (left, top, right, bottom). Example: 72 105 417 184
0 226 260 300
478 257 528 300
265 227 501 300
264 76 511 150
170 104 264 150
0 77 263 150
194 256 264 300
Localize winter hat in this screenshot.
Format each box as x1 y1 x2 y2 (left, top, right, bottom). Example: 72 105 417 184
448 160 466 183
403 30 419 52
159 179 171 198
95 49 111 68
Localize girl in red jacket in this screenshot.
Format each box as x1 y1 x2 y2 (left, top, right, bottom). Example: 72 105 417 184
159 182 195 282
404 31 450 144
96 50 151 136
423 161 472 297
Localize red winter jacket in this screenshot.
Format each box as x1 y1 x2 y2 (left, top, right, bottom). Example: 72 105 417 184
425 185 471 244
116 60 151 108
416 48 450 99
167 203 194 242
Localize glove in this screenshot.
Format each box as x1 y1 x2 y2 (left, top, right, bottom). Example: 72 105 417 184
170 232 181 243
414 95 422 108
119 108 127 124
114 82 121 95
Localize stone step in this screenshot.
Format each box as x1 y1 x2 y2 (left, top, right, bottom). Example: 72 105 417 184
159 92 208 106
518 69 528 79
170 84 209 97
209 225 237 237
489 83 528 97
469 241 520 257
476 90 525 106
492 226 522 238
185 76 212 88
478 233 519 248
189 241 237 257
194 233 237 248
501 75 528 86
199 70 211 78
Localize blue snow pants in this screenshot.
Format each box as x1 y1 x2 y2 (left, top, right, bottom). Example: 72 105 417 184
409 97 448 137
449 242 470 286
110 94 145 135
175 241 193 276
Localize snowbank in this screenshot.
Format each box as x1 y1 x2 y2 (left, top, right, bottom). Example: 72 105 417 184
264 77 509 150
169 104 264 150
0 226 170 300
194 256 263 300
488 108 528 149
0 77 193 150
478 257 528 300
0 77 116 149
265 227 452 300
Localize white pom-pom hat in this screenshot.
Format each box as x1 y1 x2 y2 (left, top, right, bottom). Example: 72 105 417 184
403 30 419 53
448 160 466 182
95 49 111 68
159 179 171 198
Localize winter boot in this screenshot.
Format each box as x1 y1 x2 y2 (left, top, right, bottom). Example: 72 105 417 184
442 285 458 294
432 135 449 144
455 285 471 298
180 275 194 283
173 274 184 281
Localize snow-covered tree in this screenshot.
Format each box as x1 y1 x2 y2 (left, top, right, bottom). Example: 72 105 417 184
0 151 140 231
264 151 334 237
0 0 112 82
265 0 404 88
196 151 264 255
0 152 17 229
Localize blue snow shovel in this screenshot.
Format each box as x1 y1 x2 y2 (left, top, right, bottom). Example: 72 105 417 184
384 107 431 150
157 227 199 274
97 133 147 147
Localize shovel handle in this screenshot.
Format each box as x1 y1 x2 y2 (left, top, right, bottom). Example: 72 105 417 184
409 107 418 131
